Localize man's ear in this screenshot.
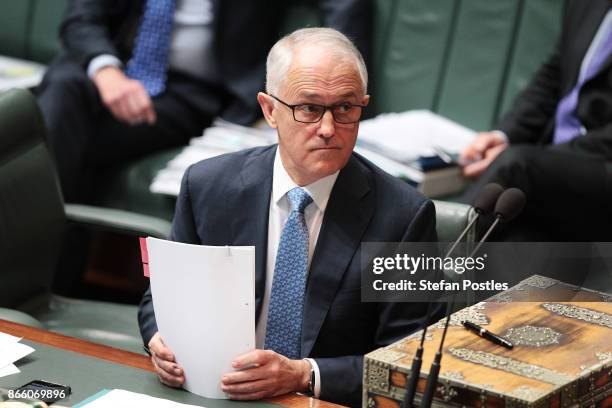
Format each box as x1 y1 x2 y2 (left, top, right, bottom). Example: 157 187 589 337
362 94 370 107
257 92 277 128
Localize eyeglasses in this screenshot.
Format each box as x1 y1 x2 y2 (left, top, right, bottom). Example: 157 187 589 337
270 95 365 124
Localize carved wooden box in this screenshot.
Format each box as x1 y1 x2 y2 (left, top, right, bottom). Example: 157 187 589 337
364 276 612 407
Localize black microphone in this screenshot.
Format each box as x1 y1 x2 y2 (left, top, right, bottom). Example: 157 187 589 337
468 187 526 257
400 183 503 408
443 183 504 258
419 188 526 408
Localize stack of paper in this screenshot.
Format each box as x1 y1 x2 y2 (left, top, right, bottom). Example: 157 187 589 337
0 331 35 377
0 55 45 92
150 119 277 195
357 110 475 162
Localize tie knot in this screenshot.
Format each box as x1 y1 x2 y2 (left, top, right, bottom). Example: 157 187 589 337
287 187 312 213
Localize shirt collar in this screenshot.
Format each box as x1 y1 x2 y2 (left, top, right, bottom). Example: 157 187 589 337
272 148 339 212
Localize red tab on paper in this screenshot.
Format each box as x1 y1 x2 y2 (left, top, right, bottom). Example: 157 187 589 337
139 237 150 277
139 237 149 263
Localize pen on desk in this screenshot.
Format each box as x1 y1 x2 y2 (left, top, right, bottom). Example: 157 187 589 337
463 320 514 349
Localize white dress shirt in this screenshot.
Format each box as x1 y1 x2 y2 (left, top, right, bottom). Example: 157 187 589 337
255 149 339 397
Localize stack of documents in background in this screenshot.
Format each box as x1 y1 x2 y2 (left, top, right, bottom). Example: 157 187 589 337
0 332 35 377
150 110 475 198
0 56 45 92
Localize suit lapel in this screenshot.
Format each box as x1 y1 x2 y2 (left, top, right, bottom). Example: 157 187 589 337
566 1 610 87
228 146 275 322
301 156 374 357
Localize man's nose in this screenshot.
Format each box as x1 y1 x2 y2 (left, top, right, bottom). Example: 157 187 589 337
318 110 335 139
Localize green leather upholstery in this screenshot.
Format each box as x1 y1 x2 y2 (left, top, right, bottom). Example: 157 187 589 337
432 200 475 244
0 308 45 329
0 0 32 59
35 295 143 353
28 0 67 63
0 0 65 62
0 89 153 354
94 149 181 221
65 204 171 239
372 0 564 130
0 87 64 310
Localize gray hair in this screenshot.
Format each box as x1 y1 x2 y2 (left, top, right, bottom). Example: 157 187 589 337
265 27 368 96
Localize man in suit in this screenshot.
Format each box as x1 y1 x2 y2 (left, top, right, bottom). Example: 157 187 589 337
36 0 371 203
460 0 612 241
138 28 437 406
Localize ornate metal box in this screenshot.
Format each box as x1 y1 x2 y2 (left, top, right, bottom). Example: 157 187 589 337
363 276 612 407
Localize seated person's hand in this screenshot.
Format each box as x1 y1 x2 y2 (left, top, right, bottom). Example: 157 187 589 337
148 332 185 387
460 131 508 178
220 350 311 400
93 66 157 126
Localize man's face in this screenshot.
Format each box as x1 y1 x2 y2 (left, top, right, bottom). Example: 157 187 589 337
258 47 369 185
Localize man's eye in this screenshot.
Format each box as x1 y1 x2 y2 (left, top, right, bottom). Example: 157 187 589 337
298 104 320 113
336 104 354 113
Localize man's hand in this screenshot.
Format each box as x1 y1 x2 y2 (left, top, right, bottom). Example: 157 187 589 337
220 350 311 400
148 332 185 387
460 131 508 178
93 66 156 126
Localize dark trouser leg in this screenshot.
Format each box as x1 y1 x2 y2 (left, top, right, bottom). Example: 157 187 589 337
461 145 612 291
36 62 101 202
461 145 611 241
36 65 225 294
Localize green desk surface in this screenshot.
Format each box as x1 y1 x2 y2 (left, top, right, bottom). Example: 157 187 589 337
1 340 278 407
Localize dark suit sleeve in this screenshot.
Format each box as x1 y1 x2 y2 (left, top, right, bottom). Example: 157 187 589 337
320 0 373 65
552 123 612 160
59 0 123 65
497 42 562 144
315 199 438 407
138 165 200 347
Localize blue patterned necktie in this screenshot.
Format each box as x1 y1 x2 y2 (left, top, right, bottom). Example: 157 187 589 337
264 187 313 359
554 16 612 144
125 0 176 96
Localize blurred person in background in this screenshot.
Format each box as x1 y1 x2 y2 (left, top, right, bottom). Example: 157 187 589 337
460 0 612 241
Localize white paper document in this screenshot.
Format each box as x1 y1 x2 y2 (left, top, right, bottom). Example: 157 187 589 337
357 110 476 162
74 389 205 407
0 55 45 91
0 363 20 377
0 331 34 378
147 238 255 399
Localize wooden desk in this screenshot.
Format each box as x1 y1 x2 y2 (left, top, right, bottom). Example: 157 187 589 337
0 319 344 408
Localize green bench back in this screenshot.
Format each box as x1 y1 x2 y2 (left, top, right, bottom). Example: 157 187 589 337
372 0 564 130
0 0 33 59
0 0 65 63
28 0 67 63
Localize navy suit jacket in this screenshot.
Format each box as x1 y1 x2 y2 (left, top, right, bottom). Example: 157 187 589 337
139 145 437 406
